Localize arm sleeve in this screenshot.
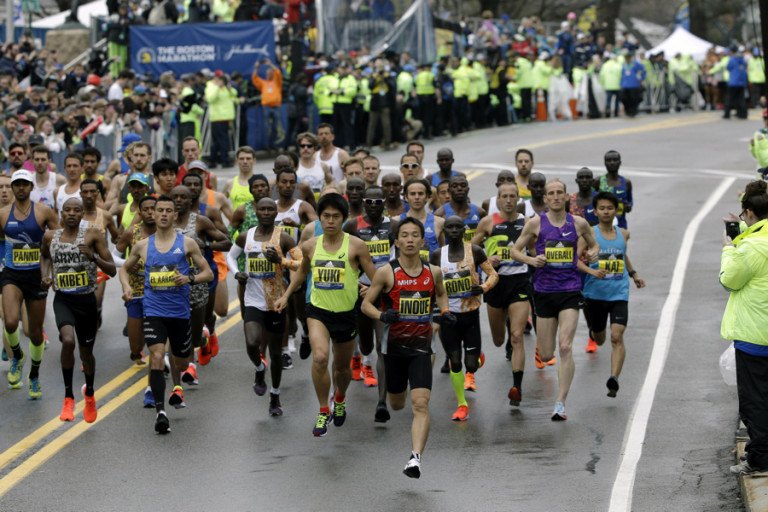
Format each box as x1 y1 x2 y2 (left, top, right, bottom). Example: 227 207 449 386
227 244 243 276
111 247 126 267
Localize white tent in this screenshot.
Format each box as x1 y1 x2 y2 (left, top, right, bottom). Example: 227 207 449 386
646 26 725 63
24 0 109 29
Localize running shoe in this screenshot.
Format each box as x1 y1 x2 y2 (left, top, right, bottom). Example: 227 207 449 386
168 386 186 409
164 354 171 375
374 402 390 423
350 355 363 381
362 365 377 387
478 352 485 369
269 393 283 417
508 386 522 407
440 356 450 374
281 353 294 370
28 377 42 400
546 355 557 366
331 399 347 427
505 339 512 361
464 372 477 392
143 387 155 408
82 384 97 423
43 329 49 349
451 404 469 421
403 453 422 479
59 397 75 421
313 412 330 437
730 460 763 475
209 332 220 358
260 353 269 368
182 363 199 385
534 347 545 369
1 347 7 361
198 340 212 366
551 401 567 421
299 335 311 360
586 337 598 353
253 369 267 396
155 411 170 434
7 351 24 388
287 335 296 354
606 376 620 398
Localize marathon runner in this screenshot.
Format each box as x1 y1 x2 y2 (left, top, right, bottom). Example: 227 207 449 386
595 150 633 228
508 179 599 421
81 148 110 201
41 197 115 422
431 216 497 420
397 178 444 263
223 146 258 211
482 169 516 215
435 174 486 242
362 155 381 187
55 154 83 213
361 217 454 478
428 148 463 187
274 193 376 437
514 149 535 200
30 145 65 210
517 171 547 217
382 173 407 218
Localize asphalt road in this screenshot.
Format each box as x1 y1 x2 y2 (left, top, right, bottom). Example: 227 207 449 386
0 111 753 512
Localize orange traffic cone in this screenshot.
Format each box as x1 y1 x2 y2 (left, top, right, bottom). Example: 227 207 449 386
535 89 547 121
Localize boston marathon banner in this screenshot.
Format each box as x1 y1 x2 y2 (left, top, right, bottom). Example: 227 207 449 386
129 21 275 76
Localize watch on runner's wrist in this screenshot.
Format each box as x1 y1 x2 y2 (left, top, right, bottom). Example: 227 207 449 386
629 270 637 277
189 274 195 284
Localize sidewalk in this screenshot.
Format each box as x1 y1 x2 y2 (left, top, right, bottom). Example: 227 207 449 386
736 421 768 511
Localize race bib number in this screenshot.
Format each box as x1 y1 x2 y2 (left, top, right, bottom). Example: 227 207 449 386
247 253 276 279
617 202 625 215
444 270 472 299
398 290 431 323
279 225 299 241
12 243 40 268
497 246 523 267
366 239 390 265
463 228 476 242
419 250 430 263
545 240 574 268
56 271 89 292
149 265 178 288
598 252 625 279
313 260 345 290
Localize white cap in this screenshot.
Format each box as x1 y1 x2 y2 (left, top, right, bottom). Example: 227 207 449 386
10 170 34 184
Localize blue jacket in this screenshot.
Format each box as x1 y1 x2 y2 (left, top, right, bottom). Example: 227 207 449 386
727 55 748 87
620 61 646 89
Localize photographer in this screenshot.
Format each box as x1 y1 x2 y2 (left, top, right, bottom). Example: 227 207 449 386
721 180 768 475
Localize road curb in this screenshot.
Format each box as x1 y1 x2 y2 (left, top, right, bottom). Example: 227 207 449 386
736 421 768 512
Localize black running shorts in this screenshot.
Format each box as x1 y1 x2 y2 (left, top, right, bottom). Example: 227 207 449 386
384 353 432 394
533 291 584 318
1 267 48 301
484 273 531 309
306 304 357 342
585 299 628 331
243 306 286 334
439 309 481 356
143 316 192 358
53 292 98 347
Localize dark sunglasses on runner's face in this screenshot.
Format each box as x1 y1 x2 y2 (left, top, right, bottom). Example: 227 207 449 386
401 163 419 170
299 144 314 149
364 198 384 205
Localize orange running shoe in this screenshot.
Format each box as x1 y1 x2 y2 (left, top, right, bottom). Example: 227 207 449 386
260 353 269 369
209 332 220 358
59 396 75 422
198 341 212 366
181 363 199 385
451 404 469 421
362 365 377 387
546 355 557 366
464 372 477 392
508 386 522 407
82 385 97 423
534 347 545 369
586 338 598 353
478 351 485 369
350 355 363 381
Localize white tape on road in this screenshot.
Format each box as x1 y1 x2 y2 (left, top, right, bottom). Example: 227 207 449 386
609 177 737 512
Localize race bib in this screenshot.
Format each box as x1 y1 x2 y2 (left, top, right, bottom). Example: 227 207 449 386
398 290 431 323
279 225 299 241
313 260 345 290
56 271 89 292
419 250 430 263
497 246 523 267
247 253 276 279
366 239 390 264
444 270 473 299
148 265 178 288
545 240 574 268
617 202 625 215
463 228 476 242
12 243 40 268
598 252 625 279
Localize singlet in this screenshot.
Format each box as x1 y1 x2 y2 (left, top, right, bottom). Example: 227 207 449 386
583 225 629 302
4 204 45 271
309 233 358 313
50 226 97 295
429 170 460 188
275 199 303 242
177 212 208 308
354 215 392 285
30 172 57 209
298 159 326 197
143 233 191 319
128 223 147 298
398 212 439 262
243 227 285 311
440 244 481 313
516 176 532 200
533 213 581 294
304 221 325 303
235 201 261 273
55 183 82 214
442 202 481 242
318 148 343 183
522 199 545 218
487 196 499 216
121 202 139 230
229 176 252 211
569 192 598 226
380 260 435 356
484 213 528 276
598 175 631 228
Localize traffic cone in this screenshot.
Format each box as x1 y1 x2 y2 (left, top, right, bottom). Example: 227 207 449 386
535 89 547 121
569 98 578 119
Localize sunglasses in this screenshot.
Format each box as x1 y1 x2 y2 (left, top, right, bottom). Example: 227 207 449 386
299 144 315 149
363 198 384 206
401 163 419 170
9 151 24 156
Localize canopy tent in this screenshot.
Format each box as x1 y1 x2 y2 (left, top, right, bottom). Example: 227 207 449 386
645 26 724 62
26 0 108 29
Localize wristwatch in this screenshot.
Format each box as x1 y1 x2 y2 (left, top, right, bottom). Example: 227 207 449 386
189 273 196 285
628 270 637 277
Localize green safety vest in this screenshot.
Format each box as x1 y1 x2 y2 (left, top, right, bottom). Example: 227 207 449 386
336 75 358 104
415 70 436 95
313 74 338 115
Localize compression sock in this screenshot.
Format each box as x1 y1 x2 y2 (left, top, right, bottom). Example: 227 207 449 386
150 369 165 413
62 366 74 398
513 370 524 390
28 341 44 380
6 328 20 360
450 370 467 407
84 371 95 397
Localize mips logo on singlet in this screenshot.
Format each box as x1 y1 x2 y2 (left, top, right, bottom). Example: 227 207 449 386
399 290 431 322
149 265 178 288
313 260 345 290
545 240 574 267
444 270 472 298
247 252 276 279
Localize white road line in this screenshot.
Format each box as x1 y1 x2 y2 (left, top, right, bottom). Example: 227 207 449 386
608 177 736 512
473 162 753 179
